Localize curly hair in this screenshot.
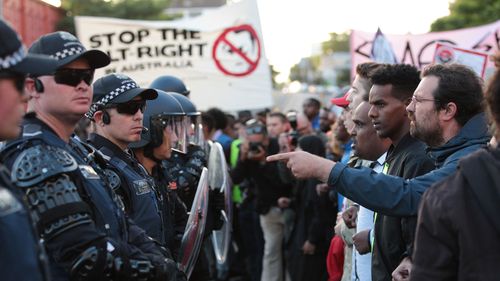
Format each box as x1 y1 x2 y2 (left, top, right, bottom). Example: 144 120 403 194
370 64 421 101
422 64 484 126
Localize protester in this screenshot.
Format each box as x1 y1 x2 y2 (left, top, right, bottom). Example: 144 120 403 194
319 107 335 133
349 101 391 281
231 119 291 281
1 31 182 280
367 64 435 281
287 135 336 281
302 98 321 130
410 54 500 281
267 63 489 217
267 111 290 138
0 19 58 281
206 107 233 160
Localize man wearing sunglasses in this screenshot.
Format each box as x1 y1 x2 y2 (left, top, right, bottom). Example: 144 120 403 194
0 19 59 281
1 31 183 281
85 74 171 247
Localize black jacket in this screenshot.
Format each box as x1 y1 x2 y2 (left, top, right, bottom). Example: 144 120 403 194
372 133 435 281
412 147 500 281
231 138 291 214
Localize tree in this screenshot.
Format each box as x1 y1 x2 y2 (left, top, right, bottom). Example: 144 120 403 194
430 0 500 31
321 32 350 54
58 0 175 34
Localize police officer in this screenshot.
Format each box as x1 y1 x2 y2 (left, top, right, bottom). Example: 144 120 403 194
130 90 189 259
85 73 170 246
1 31 182 281
0 19 58 281
151 77 225 281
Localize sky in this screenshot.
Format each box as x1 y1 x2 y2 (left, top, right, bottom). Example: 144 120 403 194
257 0 453 81
42 0 453 81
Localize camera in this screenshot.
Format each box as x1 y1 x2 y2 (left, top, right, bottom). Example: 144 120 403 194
286 111 300 147
249 141 263 153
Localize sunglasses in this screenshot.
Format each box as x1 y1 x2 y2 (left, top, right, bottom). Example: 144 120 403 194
54 68 94 87
0 72 25 93
107 100 146 115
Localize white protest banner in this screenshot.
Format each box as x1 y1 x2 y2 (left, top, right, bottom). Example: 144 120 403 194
75 0 272 111
351 20 500 78
433 43 489 78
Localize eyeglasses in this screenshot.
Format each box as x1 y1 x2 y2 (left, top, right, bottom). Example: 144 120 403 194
0 71 25 93
107 100 146 115
54 68 94 87
411 95 435 103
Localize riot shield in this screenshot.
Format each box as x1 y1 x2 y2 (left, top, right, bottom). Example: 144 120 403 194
207 142 233 264
177 167 209 279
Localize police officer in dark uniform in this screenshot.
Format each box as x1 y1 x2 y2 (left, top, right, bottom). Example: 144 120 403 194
130 90 189 260
0 19 58 281
1 31 183 281
150 77 225 281
85 73 171 246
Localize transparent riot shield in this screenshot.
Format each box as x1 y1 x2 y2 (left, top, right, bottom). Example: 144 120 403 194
177 167 209 279
207 142 233 265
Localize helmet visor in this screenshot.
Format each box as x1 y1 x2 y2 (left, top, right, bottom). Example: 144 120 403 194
186 115 204 147
152 115 188 154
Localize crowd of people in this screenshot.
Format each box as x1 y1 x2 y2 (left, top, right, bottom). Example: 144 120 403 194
1 17 500 281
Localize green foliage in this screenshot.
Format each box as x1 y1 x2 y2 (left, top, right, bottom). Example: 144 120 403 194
336 69 350 88
58 0 174 34
321 32 350 54
430 0 500 31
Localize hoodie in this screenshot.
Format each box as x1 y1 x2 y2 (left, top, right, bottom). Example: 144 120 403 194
411 147 500 281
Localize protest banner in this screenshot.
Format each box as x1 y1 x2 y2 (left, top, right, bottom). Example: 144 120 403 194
75 0 272 111
351 20 500 78
433 43 489 78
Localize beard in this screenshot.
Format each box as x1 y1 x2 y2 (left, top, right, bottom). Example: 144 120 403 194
410 119 444 147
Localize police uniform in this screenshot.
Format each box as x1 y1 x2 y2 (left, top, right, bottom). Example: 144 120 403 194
0 30 183 281
162 145 207 208
87 133 165 245
0 163 51 281
2 115 178 281
0 19 59 281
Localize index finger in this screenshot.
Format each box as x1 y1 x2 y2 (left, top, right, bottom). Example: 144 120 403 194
266 152 295 162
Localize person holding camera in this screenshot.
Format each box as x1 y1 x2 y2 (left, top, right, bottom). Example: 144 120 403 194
231 119 292 281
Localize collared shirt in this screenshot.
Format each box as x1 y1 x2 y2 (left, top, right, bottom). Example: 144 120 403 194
352 152 387 281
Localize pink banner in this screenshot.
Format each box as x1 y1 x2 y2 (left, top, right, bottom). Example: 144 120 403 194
350 20 500 78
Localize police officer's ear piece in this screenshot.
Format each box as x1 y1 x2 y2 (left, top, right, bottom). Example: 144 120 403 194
34 78 44 93
102 111 111 125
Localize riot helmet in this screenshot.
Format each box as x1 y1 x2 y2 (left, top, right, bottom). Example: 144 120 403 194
130 90 187 154
169 92 204 147
150 75 190 97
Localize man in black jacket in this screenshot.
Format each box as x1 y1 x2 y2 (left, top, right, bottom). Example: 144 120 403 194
367 64 435 281
231 119 291 281
411 54 500 281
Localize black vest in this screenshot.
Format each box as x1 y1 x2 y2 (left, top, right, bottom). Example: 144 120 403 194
97 145 164 244
0 164 50 281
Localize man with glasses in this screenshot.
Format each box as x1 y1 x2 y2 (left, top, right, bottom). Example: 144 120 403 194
267 63 490 279
0 19 58 281
1 31 183 281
